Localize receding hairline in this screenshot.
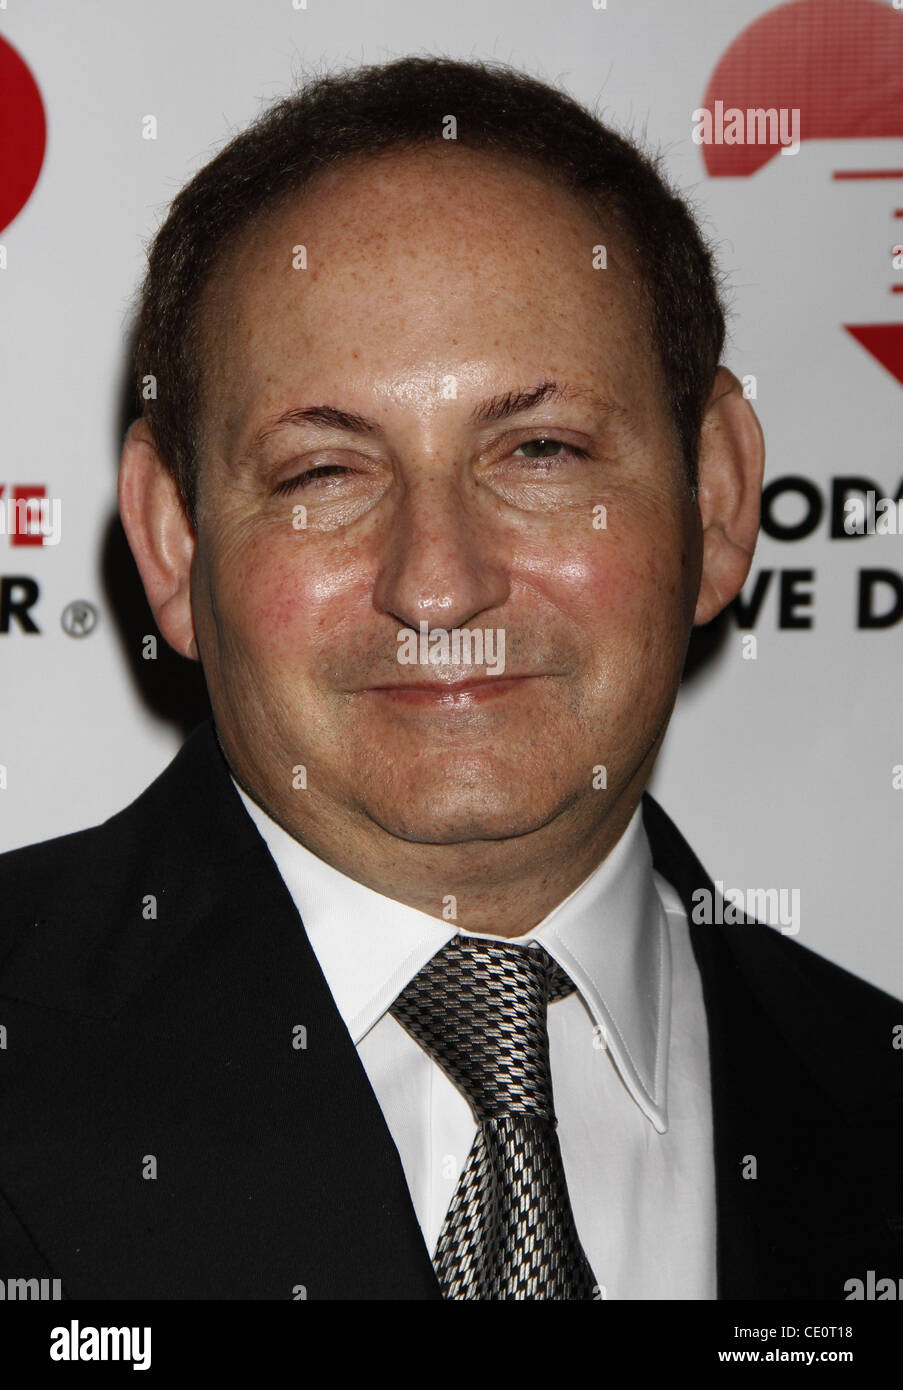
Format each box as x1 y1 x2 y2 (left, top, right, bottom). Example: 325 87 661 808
191 139 657 467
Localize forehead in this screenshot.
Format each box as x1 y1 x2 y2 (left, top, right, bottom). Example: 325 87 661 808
197 145 656 446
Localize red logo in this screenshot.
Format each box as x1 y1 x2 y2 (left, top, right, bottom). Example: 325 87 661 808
0 35 47 234
700 0 903 387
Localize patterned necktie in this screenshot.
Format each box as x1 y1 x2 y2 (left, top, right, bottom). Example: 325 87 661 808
389 934 599 1300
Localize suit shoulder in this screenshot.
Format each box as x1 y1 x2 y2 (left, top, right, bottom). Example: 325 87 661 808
0 816 133 1012
0 819 121 946
0 725 223 999
759 924 903 1013
0 817 112 887
712 918 903 1111
0 745 180 905
0 723 217 912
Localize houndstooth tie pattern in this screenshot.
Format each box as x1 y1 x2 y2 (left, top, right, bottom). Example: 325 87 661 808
390 934 599 1300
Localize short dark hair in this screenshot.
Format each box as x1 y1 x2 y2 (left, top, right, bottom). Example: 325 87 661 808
133 55 727 515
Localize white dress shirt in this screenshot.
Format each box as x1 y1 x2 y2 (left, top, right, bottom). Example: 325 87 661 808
233 779 717 1299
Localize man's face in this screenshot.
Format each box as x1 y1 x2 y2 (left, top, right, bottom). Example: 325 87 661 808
190 146 701 851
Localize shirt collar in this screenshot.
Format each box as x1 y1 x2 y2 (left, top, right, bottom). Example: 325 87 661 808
232 779 670 1132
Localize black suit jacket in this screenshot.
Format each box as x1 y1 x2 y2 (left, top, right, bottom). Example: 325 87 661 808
1 720 901 1299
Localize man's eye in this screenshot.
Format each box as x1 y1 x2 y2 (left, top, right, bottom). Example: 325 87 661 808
512 438 588 465
273 464 352 495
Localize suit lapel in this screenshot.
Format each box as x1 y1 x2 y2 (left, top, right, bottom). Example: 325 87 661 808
133 722 443 1298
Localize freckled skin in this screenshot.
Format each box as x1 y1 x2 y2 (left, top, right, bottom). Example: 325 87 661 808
126 144 762 935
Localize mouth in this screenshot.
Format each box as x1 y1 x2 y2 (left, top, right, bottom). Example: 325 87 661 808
360 675 539 706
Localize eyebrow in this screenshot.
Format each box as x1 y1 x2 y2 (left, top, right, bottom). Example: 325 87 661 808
468 380 601 425
245 380 610 453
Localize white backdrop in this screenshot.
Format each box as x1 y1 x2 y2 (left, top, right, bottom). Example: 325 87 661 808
1 0 901 994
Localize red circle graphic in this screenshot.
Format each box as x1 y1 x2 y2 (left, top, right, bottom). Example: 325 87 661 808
0 35 46 234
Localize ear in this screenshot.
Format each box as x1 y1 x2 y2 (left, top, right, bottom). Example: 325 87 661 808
118 418 199 660
693 366 765 626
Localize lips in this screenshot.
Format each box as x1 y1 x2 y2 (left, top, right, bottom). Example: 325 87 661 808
362 675 536 704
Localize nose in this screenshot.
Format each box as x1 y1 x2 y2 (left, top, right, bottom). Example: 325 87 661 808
372 470 510 631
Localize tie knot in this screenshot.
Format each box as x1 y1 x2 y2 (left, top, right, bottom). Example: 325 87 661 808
389 936 575 1123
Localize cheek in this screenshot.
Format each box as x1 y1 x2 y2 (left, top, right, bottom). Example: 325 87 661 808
210 525 381 678
528 514 687 641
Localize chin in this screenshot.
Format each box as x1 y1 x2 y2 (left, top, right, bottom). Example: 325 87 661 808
363 788 566 846
377 816 542 847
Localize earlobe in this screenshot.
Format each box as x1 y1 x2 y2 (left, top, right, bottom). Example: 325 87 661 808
693 367 765 626
118 418 199 660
